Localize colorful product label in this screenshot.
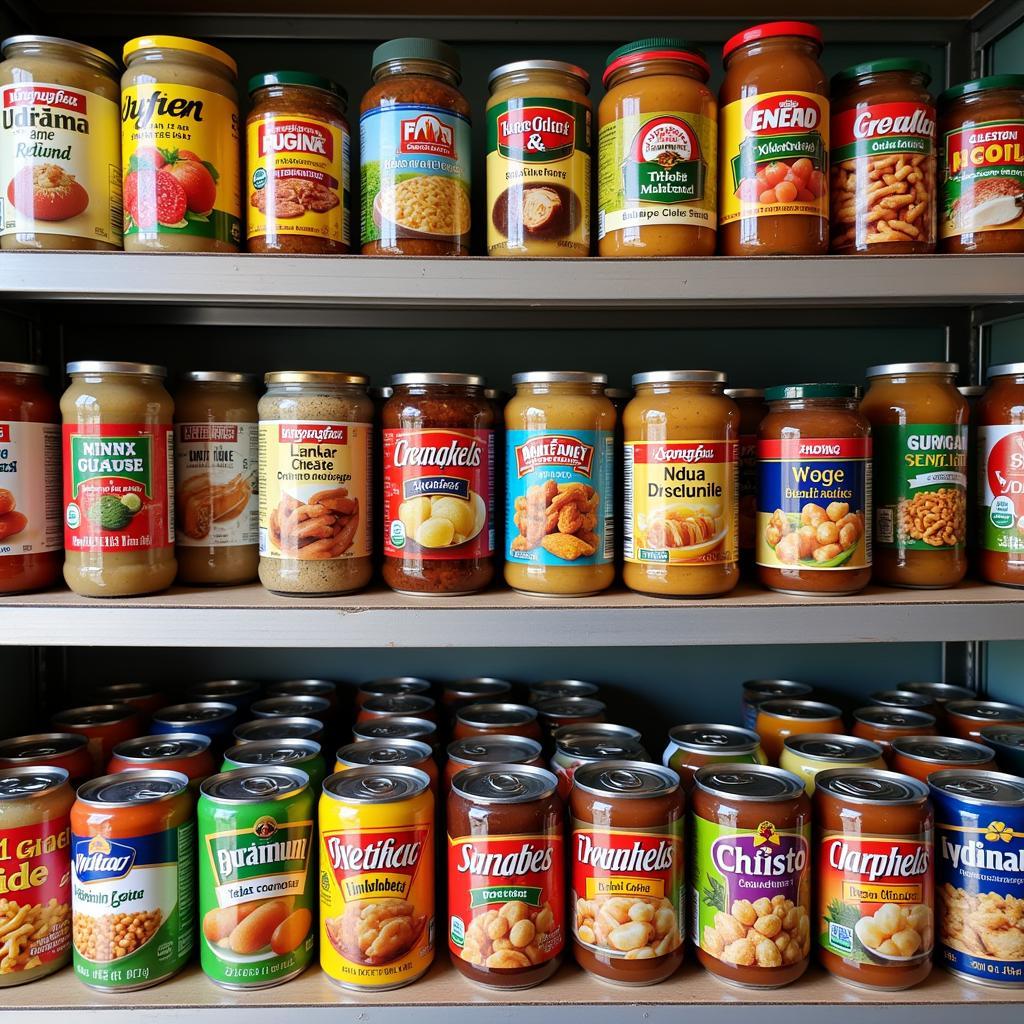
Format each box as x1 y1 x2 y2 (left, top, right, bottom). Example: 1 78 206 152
691 814 811 971
176 422 257 549
818 830 933 964
383 428 493 561
448 830 564 967
0 421 61 557
506 429 613 566
258 420 370 561
0 815 71 979
832 102 935 165
62 423 174 553
71 822 195 988
360 103 471 249
874 425 968 551
624 440 737 565
571 819 684 961
319 811 434 988
1 81 122 244
487 96 590 254
247 114 350 245
979 424 1024 557
121 84 241 247
720 90 829 225
756 437 871 571
597 110 716 237
941 119 1024 240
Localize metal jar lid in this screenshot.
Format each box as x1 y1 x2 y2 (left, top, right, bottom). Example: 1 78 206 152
815 768 929 806
1 34 119 77
535 696 606 720
899 681 973 703
323 765 430 803
448 735 543 767
0 733 86 762
511 371 607 386
66 360 167 377
980 725 1024 750
251 695 331 718
784 734 884 763
180 371 258 386
0 361 48 376
757 699 842 721
362 694 435 716
457 703 537 728
453 764 558 804
528 680 600 704
391 372 484 388
853 707 936 730
223 738 321 768
574 761 678 799
988 362 1024 379
946 700 1024 722
444 678 513 700
234 717 323 743
359 677 432 699
667 724 761 755
336 739 432 768
891 736 995 765
557 734 648 762
268 679 338 700
264 371 368 386
695 764 805 802
0 765 69 799
869 690 935 710
865 361 958 378
743 679 813 702
112 733 211 763
190 679 261 701
154 701 237 725
552 722 641 744
929 769 1024 806
53 703 136 727
200 765 309 803
353 717 437 742
488 59 590 91
78 770 189 806
632 370 726 386
724 387 764 399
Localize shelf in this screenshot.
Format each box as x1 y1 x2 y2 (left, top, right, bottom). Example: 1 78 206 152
1 580 1021 648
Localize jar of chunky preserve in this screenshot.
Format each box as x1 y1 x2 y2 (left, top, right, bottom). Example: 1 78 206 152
780 734 885 795
383 374 494 595
719 21 828 255
598 38 717 256
691 765 811 987
889 736 996 784
445 735 545 789
453 703 542 742
0 363 60 593
939 75 1024 253
360 38 471 255
61 362 176 597
624 371 739 597
755 699 844 764
448 766 564 988
487 61 591 257
945 699 1024 741
851 707 937 759
740 679 812 731
0 35 121 250
725 388 766 567
861 363 968 588
571 762 684 985
977 364 1024 586
814 769 933 990
662 724 765 792
505 372 614 596
830 60 936 254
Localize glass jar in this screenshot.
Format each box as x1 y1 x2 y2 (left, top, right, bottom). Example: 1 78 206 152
360 37 471 255
719 21 828 255
0 363 61 593
257 372 372 596
382 374 494 595
757 384 872 595
830 60 936 254
61 362 176 597
504 372 615 596
0 35 121 250
861 363 968 588
598 38 716 256
725 388 766 568
976 363 1024 587
623 371 739 597
246 72 351 253
939 75 1024 253
175 372 259 586
121 36 241 252
486 60 591 257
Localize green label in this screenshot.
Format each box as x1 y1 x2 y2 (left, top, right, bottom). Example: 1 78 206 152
874 424 968 551
832 135 931 164
469 885 542 909
729 133 826 192
487 97 589 163
70 434 152 498
978 424 1024 556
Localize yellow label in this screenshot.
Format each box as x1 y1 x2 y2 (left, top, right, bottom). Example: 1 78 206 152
624 439 738 565
121 83 241 245
585 876 666 900
1 81 121 244
246 114 349 245
719 90 828 225
258 420 370 560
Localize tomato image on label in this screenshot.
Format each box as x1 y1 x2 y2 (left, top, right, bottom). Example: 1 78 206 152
123 148 218 231
980 426 1024 554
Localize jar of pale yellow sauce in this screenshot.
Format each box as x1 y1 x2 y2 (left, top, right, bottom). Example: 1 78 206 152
623 371 739 596
505 373 615 596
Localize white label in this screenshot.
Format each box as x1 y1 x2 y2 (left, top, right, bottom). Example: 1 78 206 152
0 420 61 555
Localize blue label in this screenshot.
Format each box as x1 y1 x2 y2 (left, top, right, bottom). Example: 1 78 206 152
73 835 139 882
506 429 613 566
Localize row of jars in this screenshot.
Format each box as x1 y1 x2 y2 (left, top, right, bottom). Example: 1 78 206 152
1 360 1022 598
2 27 1023 257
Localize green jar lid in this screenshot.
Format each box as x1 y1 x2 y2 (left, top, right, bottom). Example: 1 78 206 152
603 37 708 85
765 383 861 401
371 37 460 79
832 58 932 90
940 74 1024 104
247 70 346 102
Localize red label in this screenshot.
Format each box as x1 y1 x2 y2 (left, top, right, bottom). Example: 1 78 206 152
0 424 9 443
629 440 736 465
758 437 872 460
514 434 593 477
988 429 1024 502
2 84 86 112
400 114 456 157
571 821 684 960
258 118 333 161
832 102 935 148
62 423 173 552
0 816 72 972
497 106 574 153
322 824 430 900
946 122 1024 175
383 428 493 560
448 831 564 966
745 94 822 135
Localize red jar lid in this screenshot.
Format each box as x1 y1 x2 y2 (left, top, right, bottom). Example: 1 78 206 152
723 20 823 60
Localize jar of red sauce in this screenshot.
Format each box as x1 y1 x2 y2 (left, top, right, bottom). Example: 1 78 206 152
51 703 142 774
453 703 542 742
889 736 996 783
356 694 438 724
851 707 936 758
553 733 649 801
814 769 933 990
741 679 812 731
448 765 564 987
662 724 765 792
945 699 1024 740
0 732 92 786
442 678 513 713
755 699 844 764
355 676 431 707
571 762 683 985
445 735 544 789
0 362 60 593
534 696 606 743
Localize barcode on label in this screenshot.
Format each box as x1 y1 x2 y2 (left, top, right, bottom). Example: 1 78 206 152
623 444 634 560
597 208 606 241
877 506 894 545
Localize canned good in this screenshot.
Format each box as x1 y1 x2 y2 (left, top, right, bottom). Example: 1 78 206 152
188 679 261 713
51 704 143 774
553 733 649 800
851 707 937 758
889 736 997 784
320 767 434 990
357 694 438 724
979 726 1024 775
71 770 193 990
352 716 438 749
108 733 214 789
151 702 238 750
222 739 326 793
527 679 600 706
356 677 431 707
250 695 332 722
198 767 316 989
441 677 513 711
534 696 607 740
780 734 885 794
334 739 437 793
551 722 641 747
946 700 1024 741
267 679 339 710
868 690 939 717
755 699 844 764
233 716 324 745
662 724 765 792
0 733 92 786
446 735 545 789
740 680 813 731
90 683 166 716
453 703 542 742
898 682 974 709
